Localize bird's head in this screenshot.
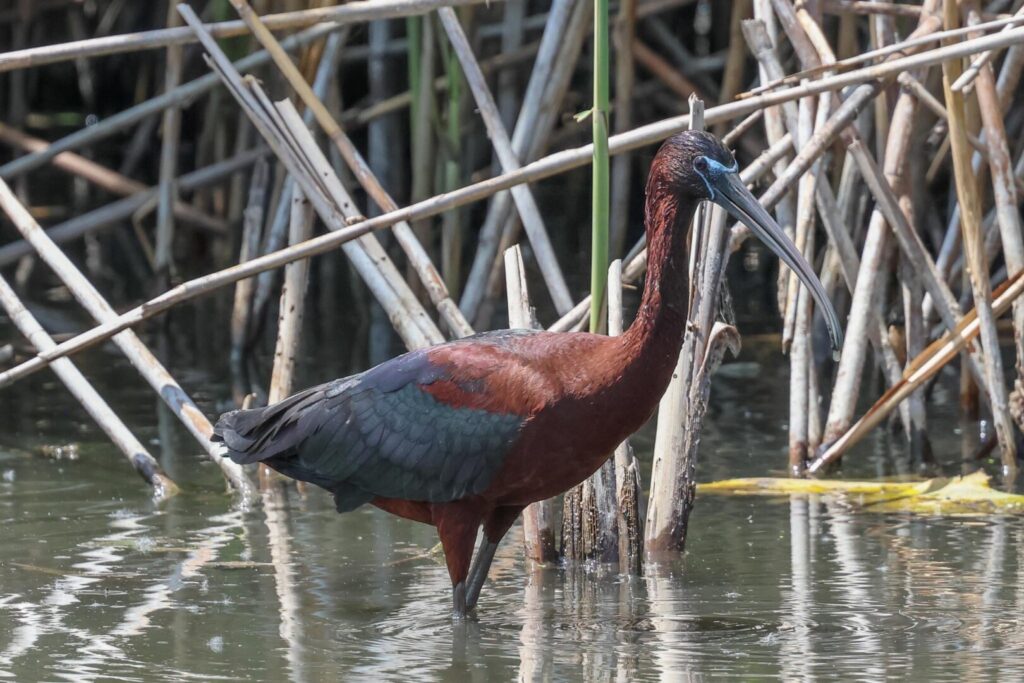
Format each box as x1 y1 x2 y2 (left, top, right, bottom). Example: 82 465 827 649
652 130 844 353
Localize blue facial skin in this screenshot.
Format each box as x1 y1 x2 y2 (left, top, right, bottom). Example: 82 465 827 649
693 155 739 201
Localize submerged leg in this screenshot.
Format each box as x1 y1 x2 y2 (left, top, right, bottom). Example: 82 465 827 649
465 505 524 611
434 502 483 618
465 541 498 610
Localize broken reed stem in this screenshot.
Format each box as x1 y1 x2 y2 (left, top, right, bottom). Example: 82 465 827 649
6 29 1024 388
0 177 253 498
0 273 178 498
504 246 558 564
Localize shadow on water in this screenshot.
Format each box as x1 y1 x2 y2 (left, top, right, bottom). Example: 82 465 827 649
2 331 1024 680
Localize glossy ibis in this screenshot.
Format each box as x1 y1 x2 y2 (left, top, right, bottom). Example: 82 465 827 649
213 130 842 617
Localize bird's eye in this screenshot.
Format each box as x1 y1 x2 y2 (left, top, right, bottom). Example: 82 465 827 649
694 157 709 174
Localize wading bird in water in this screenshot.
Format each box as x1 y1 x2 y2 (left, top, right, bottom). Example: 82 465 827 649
214 131 842 617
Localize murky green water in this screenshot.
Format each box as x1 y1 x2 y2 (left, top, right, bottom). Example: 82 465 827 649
2 327 1023 681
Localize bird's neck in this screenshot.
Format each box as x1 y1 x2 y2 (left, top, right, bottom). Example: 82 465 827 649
619 185 694 379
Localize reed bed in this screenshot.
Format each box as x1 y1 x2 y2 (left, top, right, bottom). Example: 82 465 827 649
2 0 1024 574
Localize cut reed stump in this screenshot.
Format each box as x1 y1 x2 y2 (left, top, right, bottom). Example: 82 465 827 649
504 245 557 564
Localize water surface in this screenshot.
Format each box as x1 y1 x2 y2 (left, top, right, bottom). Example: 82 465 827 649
1 333 1022 681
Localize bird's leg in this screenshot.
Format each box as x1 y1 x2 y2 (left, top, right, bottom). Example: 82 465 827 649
465 505 524 611
465 540 498 610
452 581 468 616
434 502 483 619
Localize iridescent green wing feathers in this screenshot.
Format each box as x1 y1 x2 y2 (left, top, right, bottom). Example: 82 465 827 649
213 347 526 511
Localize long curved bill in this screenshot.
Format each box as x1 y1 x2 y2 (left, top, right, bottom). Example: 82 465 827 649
711 171 844 354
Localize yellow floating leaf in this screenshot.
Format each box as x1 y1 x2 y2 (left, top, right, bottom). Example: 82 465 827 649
698 477 924 496
698 471 1024 516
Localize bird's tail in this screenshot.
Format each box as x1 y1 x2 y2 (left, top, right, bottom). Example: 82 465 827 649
213 384 371 509
212 385 324 465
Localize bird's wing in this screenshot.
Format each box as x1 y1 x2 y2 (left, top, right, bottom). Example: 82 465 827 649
214 338 534 510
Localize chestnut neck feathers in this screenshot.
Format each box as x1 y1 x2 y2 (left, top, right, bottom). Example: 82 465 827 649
618 140 699 375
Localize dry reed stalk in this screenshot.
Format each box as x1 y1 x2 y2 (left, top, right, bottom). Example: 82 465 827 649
749 2 797 304
821 155 915 441
769 0 823 69
9 29 1024 385
0 177 253 497
924 18 1024 323
842 129 994 403
155 5 184 283
438 6 573 315
0 0 500 73
504 245 557 564
899 250 932 467
810 270 1024 472
0 272 178 498
228 0 473 338
607 259 643 574
776 4 836 347
971 11 1024 436
952 3 1024 92
0 149 266 267
268 185 314 404
896 72 991 159
632 39 701 99
779 94 818 349
497 0 526 128
0 123 224 233
941 0 1016 478
822 0 930 18
786 99 825 474
230 159 269 406
714 0 751 139
408 14 435 256
441 14 465 298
